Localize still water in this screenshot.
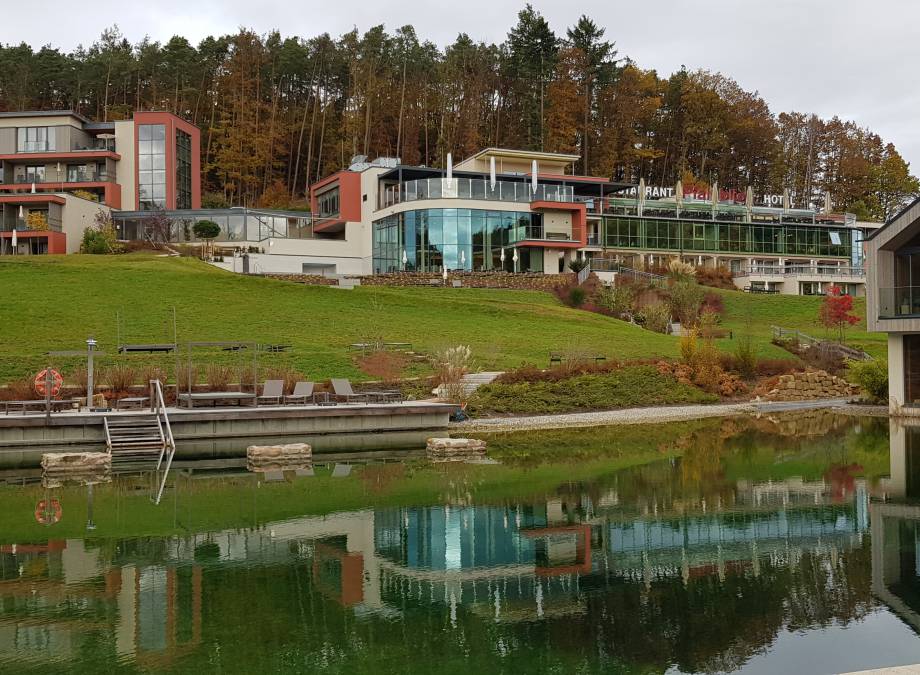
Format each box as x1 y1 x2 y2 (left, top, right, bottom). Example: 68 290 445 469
2 412 920 674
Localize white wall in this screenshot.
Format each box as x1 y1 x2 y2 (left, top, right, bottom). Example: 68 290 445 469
114 120 135 210
60 194 112 253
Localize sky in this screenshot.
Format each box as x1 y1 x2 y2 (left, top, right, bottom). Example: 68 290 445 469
3 0 918 169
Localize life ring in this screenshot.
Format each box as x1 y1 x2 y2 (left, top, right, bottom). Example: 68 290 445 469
34 499 62 525
34 369 64 398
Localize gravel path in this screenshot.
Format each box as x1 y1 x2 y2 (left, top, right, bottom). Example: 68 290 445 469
453 398 861 433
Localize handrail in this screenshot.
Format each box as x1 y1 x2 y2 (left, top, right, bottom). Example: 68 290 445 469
151 379 176 505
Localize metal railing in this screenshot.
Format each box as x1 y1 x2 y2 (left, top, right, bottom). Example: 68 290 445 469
879 287 920 319
772 326 873 361
151 379 176 505
379 177 574 209
736 264 866 278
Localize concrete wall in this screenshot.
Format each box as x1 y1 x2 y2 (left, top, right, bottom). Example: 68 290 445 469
60 194 113 253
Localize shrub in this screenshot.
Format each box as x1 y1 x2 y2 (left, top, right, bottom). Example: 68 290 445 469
205 364 235 391
568 258 589 273
103 364 138 393
733 335 758 379
701 291 724 316
668 280 706 326
637 302 671 334
596 285 637 319
192 219 222 241
567 286 587 307
847 359 888 403
695 266 736 290
433 345 473 401
138 365 169 388
0 377 37 401
177 365 199 391
679 329 698 366
72 189 99 202
69 366 89 396
81 227 113 254
26 211 49 231
667 259 697 281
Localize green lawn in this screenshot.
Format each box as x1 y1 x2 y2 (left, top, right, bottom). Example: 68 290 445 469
0 255 680 383
711 288 887 361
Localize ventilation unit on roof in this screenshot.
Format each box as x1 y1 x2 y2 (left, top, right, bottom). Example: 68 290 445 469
350 155 368 165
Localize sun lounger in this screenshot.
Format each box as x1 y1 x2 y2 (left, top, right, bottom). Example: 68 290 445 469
331 378 403 404
284 381 317 405
256 380 285 405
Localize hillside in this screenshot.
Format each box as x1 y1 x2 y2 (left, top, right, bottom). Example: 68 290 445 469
0 256 884 384
0 256 680 382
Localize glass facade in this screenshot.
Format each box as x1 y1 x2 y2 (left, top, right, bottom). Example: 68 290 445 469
114 209 314 243
138 124 167 210
372 208 548 273
602 216 854 258
176 129 193 210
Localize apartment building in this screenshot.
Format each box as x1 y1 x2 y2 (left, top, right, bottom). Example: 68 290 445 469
0 110 200 254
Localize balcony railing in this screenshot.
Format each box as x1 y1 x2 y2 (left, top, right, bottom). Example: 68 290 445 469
514 226 575 243
879 287 920 318
736 265 866 278
380 177 574 209
11 171 111 185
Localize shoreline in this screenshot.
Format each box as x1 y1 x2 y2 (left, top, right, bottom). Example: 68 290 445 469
453 398 886 433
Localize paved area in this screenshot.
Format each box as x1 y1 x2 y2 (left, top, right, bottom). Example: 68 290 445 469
453 398 859 433
840 666 920 675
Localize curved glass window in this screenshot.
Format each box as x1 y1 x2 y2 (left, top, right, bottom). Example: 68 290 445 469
373 208 549 273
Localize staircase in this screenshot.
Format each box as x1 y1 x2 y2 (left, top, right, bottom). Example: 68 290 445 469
103 414 167 463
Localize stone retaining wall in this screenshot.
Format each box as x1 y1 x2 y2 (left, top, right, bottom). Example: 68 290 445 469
349 271 573 290
763 370 856 401
264 274 338 286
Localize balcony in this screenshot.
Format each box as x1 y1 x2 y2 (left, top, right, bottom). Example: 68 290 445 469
379 177 574 210
735 265 866 278
9 172 112 185
879 287 920 319
514 225 576 243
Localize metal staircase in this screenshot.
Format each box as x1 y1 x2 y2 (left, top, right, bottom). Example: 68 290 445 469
103 380 177 504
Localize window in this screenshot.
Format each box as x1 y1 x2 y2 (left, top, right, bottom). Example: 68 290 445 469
17 126 55 153
20 165 45 183
317 188 340 218
67 165 90 182
176 129 192 209
138 124 167 210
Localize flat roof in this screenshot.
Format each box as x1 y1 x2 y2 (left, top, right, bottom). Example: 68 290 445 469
376 165 633 190
460 147 582 163
0 110 92 124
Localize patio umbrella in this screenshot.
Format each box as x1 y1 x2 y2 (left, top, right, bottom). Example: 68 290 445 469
711 181 719 207
31 182 36 194
637 177 646 215
442 266 448 281
489 156 497 190
460 250 466 267
401 249 408 268
512 248 519 263
531 160 538 194
783 189 791 212
675 179 683 208
500 247 506 263
11 228 17 251
446 152 452 182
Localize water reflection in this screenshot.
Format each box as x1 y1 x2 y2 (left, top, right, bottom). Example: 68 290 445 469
0 414 917 673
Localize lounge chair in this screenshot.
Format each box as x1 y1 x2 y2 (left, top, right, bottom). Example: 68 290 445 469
331 378 403 404
284 381 316 405
256 379 284 405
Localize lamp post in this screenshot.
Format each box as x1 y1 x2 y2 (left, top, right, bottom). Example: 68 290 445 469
86 337 97 409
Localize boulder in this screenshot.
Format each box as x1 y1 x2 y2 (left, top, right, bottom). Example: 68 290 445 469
247 443 312 469
427 437 488 462
42 452 111 471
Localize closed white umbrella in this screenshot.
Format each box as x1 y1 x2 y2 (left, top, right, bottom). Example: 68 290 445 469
442 266 448 282
500 247 506 263
11 228 17 252
711 181 719 207
637 177 646 216
512 248 519 263
460 249 466 267
783 189 791 212
531 160 538 194
446 152 452 182
489 156 497 190
31 182 36 194
675 179 683 207
18 205 24 220
401 249 408 268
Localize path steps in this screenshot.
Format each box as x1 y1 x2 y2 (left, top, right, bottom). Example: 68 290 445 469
103 414 166 464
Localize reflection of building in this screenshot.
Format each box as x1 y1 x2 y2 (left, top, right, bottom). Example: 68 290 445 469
870 501 920 633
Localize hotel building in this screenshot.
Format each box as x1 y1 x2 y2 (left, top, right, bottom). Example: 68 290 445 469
0 112 879 297
0 110 200 254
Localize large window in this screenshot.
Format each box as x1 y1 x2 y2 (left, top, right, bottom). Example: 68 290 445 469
138 124 167 210
601 215 855 259
17 126 56 153
317 188 340 218
176 129 192 209
373 208 546 273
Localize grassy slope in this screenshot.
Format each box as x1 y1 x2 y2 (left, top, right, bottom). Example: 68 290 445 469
712 288 887 361
0 255 680 382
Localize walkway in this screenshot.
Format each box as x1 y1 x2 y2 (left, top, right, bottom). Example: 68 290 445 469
453 398 858 433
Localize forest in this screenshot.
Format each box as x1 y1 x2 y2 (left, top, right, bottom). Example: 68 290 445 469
0 5 916 219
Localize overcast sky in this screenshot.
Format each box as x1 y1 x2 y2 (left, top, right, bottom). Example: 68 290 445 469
4 0 916 169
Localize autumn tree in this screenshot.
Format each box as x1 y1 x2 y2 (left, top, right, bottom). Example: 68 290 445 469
818 286 860 343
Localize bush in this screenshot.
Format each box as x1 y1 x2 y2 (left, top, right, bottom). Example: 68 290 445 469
568 258 589 273
0 377 37 401
668 280 706 326
637 302 671 334
358 351 408 385
80 227 114 254
469 365 717 415
667 259 697 281
177 365 199 391
733 335 758 379
205 364 235 391
847 359 888 403
567 286 587 307
103 364 138 393
264 365 304 395
596 285 637 319
695 267 736 290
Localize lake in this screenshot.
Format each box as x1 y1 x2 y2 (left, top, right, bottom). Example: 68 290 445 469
1 411 920 674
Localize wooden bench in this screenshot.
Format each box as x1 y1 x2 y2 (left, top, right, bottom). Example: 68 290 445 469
115 396 151 410
177 392 258 409
744 286 779 294
4 399 75 415
549 352 606 366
